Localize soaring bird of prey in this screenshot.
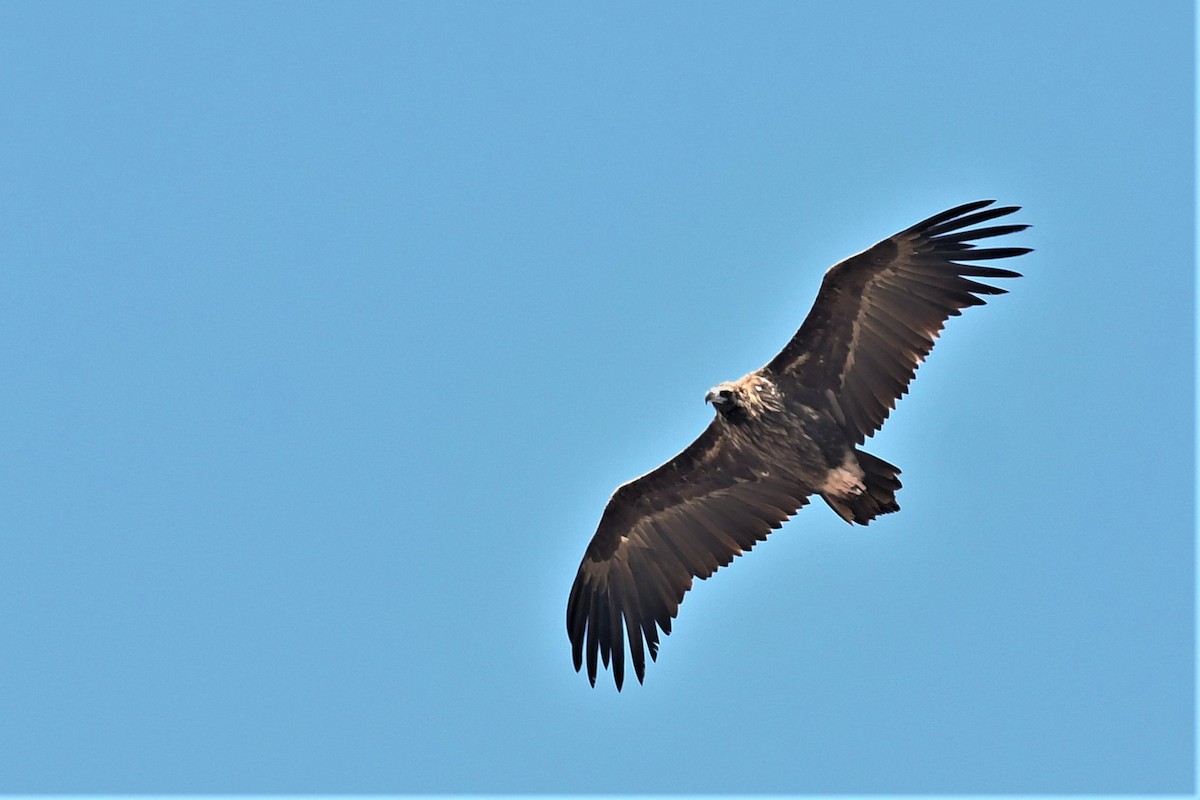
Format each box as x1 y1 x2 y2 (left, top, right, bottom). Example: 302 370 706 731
566 200 1031 690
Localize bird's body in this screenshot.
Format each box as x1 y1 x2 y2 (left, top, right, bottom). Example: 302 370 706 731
705 373 895 521
567 200 1031 689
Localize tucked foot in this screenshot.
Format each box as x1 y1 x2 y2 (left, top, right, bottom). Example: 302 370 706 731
821 465 865 498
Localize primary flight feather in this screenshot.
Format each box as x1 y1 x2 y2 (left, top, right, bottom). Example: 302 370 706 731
566 200 1032 690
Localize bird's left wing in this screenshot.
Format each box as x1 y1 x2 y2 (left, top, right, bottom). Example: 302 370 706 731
766 200 1030 444
567 420 811 690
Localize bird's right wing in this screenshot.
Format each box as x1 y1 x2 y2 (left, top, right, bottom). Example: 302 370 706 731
567 420 811 690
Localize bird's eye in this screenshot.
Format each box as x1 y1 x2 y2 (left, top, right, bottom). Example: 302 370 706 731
720 389 732 397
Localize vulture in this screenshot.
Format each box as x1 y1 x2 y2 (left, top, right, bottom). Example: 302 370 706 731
566 199 1031 690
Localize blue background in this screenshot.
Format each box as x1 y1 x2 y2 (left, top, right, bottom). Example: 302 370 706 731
0 0 1193 793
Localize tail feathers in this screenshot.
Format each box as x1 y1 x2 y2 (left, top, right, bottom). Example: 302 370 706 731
822 450 902 525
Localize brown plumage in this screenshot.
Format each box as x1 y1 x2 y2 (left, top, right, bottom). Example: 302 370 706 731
567 200 1031 689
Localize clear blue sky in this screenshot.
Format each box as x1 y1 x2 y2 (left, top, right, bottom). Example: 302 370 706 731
0 0 1193 793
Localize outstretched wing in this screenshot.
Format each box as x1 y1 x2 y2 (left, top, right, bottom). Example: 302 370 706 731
567 421 811 690
767 200 1030 444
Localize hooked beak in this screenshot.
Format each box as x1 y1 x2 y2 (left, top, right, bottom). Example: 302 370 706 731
705 389 719 405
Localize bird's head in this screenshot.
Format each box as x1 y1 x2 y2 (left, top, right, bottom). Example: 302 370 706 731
706 376 781 420
705 381 741 417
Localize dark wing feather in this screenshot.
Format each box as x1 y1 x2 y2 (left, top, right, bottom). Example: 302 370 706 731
567 421 811 690
766 200 1030 444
